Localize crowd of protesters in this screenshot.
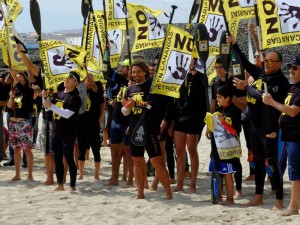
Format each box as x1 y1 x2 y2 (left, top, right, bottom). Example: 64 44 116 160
0 24 299 216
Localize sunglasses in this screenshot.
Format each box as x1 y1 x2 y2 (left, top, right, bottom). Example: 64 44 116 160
287 64 300 71
263 59 281 65
68 73 78 82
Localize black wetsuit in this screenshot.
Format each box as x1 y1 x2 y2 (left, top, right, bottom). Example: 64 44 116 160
233 43 290 198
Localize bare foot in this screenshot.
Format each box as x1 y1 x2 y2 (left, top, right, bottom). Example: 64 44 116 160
54 185 65 191
137 194 145 199
121 178 127 182
78 175 83 180
272 200 284 210
44 179 55 185
126 181 134 187
94 176 100 181
149 186 157 191
169 178 176 184
11 175 21 181
69 187 76 192
220 200 235 205
173 186 184 192
166 194 173 200
245 197 264 206
234 190 242 199
244 175 255 181
144 184 149 189
105 181 119 186
188 187 196 194
26 176 34 182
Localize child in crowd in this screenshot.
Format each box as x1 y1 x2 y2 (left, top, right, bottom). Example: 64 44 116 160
208 85 242 205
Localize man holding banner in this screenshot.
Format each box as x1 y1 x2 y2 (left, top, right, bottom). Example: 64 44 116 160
227 34 289 209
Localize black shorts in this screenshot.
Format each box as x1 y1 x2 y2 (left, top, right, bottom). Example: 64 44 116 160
130 132 162 159
174 117 205 135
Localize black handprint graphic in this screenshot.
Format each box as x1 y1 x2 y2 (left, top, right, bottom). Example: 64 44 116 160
168 54 189 80
116 0 127 16
209 16 223 42
52 49 74 69
279 2 300 29
149 16 162 36
108 30 120 50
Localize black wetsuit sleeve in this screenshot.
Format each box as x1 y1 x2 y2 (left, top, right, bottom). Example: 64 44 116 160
232 43 262 80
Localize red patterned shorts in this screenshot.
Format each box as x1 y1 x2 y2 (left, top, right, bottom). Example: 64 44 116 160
9 120 33 150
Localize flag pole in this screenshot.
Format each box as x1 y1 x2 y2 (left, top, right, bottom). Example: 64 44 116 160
254 0 268 93
87 0 104 60
123 0 132 66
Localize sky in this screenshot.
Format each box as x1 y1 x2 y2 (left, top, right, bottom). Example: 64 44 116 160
14 0 195 33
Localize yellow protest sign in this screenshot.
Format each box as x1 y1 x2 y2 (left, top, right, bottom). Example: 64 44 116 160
127 4 164 53
258 0 300 49
152 25 193 98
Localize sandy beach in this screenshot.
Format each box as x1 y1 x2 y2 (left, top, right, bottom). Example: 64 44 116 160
0 128 299 225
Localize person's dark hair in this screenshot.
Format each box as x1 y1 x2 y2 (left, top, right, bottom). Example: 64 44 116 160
217 85 233 100
130 60 150 78
216 55 222 64
272 50 283 62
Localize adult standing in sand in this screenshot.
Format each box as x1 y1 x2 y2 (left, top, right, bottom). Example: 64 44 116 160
6 69 34 181
42 70 81 191
170 58 208 193
121 60 172 200
262 55 300 216
227 34 289 209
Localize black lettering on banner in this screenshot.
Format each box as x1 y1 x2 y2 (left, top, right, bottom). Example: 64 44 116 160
136 11 147 40
262 0 279 35
209 0 222 13
174 33 193 52
228 0 238 7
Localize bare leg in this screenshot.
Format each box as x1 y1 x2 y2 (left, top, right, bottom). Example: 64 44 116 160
74 143 79 169
107 143 122 185
24 148 34 181
63 156 68 184
85 148 90 160
173 131 186 192
123 145 134 186
94 161 100 180
281 180 300 216
44 153 54 185
151 140 167 191
12 148 21 181
78 160 85 180
150 156 172 200
186 134 199 193
221 174 234 205
133 157 146 199
122 152 128 182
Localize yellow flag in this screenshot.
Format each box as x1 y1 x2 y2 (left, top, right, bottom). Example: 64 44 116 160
93 10 125 69
222 0 255 22
258 0 300 49
127 4 164 53
39 40 86 89
198 0 239 56
195 55 217 84
107 0 133 31
152 25 193 98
